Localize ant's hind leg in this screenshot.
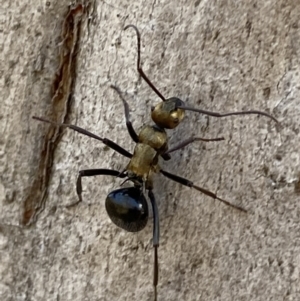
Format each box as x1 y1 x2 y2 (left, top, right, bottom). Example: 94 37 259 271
66 169 127 207
148 189 160 301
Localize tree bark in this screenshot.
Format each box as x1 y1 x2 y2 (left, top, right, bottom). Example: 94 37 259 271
1 1 299 300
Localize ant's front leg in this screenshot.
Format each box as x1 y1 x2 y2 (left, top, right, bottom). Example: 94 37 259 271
110 85 139 143
111 85 171 161
165 136 225 154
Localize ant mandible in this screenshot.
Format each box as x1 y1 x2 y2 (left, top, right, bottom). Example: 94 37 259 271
33 24 278 301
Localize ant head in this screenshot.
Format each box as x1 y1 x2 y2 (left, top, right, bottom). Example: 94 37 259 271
105 186 148 232
151 97 185 129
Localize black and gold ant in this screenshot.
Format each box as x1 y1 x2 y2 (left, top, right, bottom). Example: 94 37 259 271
33 25 278 301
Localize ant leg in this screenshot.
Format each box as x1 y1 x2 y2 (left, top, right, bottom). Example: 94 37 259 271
124 24 166 102
32 116 132 159
148 189 159 301
71 169 127 207
160 169 247 213
165 136 225 154
110 84 139 143
110 85 171 161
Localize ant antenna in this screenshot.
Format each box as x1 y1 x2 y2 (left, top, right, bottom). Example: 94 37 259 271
178 105 279 123
125 24 166 102
125 25 279 124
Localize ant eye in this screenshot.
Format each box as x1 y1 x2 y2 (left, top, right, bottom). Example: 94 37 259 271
173 118 179 124
151 106 155 112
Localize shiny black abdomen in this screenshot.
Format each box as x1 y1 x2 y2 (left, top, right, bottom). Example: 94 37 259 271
105 187 148 232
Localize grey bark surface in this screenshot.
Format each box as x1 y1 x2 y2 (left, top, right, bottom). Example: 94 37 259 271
1 0 299 300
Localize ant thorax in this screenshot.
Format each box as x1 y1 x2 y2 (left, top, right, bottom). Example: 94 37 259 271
126 143 159 182
138 124 168 154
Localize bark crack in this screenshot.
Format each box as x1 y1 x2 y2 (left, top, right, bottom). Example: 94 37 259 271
23 4 85 225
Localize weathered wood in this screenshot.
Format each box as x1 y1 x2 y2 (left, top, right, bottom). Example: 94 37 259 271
1 1 299 300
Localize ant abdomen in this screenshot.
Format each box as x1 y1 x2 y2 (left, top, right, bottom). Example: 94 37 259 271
105 187 149 232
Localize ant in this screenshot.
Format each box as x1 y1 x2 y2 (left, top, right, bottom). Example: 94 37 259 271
33 25 278 301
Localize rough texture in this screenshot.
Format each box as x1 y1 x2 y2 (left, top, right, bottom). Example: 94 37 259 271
1 0 299 300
